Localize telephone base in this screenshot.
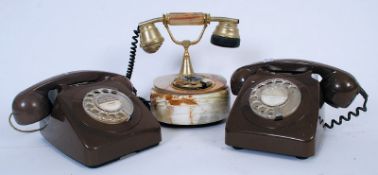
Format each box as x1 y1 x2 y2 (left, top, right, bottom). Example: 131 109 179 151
151 74 230 125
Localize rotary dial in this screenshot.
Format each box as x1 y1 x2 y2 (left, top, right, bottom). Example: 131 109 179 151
249 78 301 120
83 88 134 124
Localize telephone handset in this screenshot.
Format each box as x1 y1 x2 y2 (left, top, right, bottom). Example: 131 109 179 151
230 59 367 110
12 71 131 125
226 59 368 158
11 71 161 167
127 12 240 79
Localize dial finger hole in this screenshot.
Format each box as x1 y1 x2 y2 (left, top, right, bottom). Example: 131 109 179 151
267 109 274 116
117 113 125 118
275 80 283 84
100 113 107 117
258 106 266 113
251 102 261 110
250 95 258 101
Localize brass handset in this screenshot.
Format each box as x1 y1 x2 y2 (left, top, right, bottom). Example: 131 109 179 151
138 12 240 89
139 13 240 52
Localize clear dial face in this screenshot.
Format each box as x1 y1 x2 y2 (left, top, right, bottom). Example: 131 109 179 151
83 88 134 124
249 78 301 120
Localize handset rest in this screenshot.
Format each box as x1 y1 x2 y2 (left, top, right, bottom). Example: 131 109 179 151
12 71 128 125
231 59 363 108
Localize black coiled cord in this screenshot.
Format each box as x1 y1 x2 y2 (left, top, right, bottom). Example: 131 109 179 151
126 28 140 79
125 27 151 109
319 89 368 129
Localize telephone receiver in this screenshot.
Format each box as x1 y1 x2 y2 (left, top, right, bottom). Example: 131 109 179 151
126 12 241 79
231 59 367 109
138 12 240 54
12 71 133 125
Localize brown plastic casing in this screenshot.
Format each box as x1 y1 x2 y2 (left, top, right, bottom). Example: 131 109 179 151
43 76 161 167
226 71 320 158
12 72 161 167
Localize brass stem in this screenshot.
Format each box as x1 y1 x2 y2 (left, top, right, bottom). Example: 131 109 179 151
179 41 194 77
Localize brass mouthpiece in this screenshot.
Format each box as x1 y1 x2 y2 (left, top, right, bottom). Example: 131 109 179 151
139 23 164 53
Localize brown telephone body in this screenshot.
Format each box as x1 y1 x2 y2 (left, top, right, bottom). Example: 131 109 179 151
12 71 161 167
226 59 367 158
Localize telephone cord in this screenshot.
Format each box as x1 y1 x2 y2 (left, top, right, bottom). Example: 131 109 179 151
319 89 368 129
8 113 47 133
126 28 140 79
126 27 151 109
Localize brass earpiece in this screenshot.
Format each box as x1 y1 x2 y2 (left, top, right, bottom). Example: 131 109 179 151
211 21 240 48
139 23 164 53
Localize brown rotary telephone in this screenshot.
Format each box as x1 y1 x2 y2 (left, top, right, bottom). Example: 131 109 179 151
226 59 368 159
11 71 161 167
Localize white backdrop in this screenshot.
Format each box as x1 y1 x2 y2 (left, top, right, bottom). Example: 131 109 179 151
1 0 377 174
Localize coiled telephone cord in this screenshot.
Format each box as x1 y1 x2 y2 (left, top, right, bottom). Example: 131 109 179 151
126 27 151 109
126 28 140 79
319 89 368 129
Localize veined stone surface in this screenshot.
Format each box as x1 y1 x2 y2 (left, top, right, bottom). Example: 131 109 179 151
151 89 229 125
150 74 230 125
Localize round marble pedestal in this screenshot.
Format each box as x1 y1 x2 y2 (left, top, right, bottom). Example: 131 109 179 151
150 74 229 125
